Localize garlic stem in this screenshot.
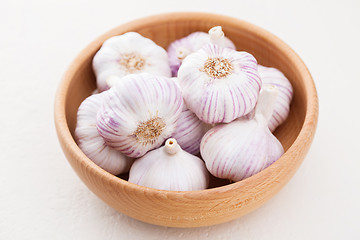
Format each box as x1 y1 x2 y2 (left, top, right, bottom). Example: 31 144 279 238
164 138 180 155
255 84 279 123
176 47 191 60
209 26 224 45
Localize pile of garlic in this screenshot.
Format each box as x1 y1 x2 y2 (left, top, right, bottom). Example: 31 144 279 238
75 26 293 191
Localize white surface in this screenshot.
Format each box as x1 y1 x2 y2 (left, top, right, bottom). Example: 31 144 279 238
1 0 359 239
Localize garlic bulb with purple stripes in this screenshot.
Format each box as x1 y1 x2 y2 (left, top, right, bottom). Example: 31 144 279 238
128 138 209 191
200 85 284 182
171 104 212 155
258 65 293 132
75 92 134 175
177 44 261 124
93 32 171 92
96 73 183 158
167 26 236 76
170 77 212 155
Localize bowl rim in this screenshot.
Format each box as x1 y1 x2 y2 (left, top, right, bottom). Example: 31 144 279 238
54 12 318 198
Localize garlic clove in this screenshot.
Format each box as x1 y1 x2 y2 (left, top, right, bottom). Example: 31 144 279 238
167 26 236 77
75 91 134 175
177 44 261 124
96 73 183 158
200 85 284 182
93 32 171 92
258 65 293 132
128 138 209 191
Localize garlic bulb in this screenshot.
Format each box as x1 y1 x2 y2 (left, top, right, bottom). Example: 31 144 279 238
200 85 284 182
170 77 212 155
167 26 236 76
75 92 134 175
177 44 261 124
128 138 209 191
258 65 293 132
93 32 171 92
171 104 212 155
96 73 183 158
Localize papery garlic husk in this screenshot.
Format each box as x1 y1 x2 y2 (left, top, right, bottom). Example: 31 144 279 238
258 65 293 132
128 138 209 191
177 43 261 124
75 92 134 175
200 85 284 182
96 73 183 158
167 26 236 77
170 77 212 155
93 32 171 92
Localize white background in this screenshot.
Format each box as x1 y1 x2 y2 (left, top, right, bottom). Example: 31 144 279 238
1 0 359 239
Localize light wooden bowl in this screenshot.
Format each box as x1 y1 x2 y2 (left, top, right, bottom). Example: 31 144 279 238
54 12 318 228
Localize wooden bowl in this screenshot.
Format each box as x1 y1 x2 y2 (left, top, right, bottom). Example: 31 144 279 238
54 12 318 228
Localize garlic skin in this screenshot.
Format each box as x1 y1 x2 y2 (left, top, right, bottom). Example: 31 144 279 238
93 32 171 92
170 77 212 155
177 44 261 124
96 73 183 158
171 104 212 155
200 85 284 182
128 138 209 191
258 65 293 132
167 26 236 76
75 92 134 175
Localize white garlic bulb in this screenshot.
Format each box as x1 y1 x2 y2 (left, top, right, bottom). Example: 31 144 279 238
258 65 293 132
75 92 134 175
167 26 236 76
177 44 261 124
128 138 209 191
200 85 284 182
96 73 183 158
93 32 171 92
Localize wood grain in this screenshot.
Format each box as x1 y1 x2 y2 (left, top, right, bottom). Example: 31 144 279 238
54 12 318 228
